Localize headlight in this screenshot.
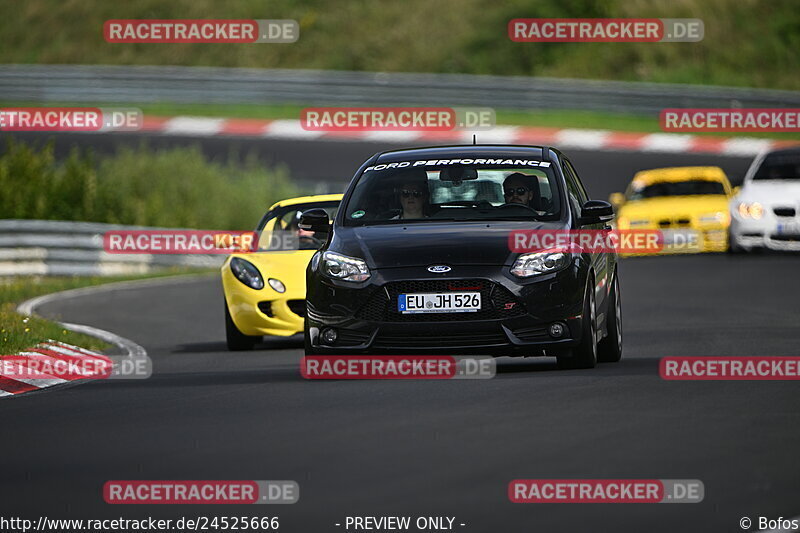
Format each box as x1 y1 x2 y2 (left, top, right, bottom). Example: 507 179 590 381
511 251 570 278
737 202 763 219
321 252 370 282
699 211 730 224
230 257 264 290
268 278 286 293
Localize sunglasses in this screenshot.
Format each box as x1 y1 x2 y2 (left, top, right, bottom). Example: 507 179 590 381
401 189 424 198
504 187 529 196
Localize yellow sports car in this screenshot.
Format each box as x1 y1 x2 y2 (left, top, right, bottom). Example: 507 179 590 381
609 166 734 254
221 194 341 350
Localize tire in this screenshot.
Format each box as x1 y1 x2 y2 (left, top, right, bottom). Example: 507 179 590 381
557 283 597 370
225 302 260 351
597 272 622 363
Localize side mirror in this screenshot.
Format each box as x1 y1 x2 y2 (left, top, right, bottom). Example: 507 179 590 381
299 208 330 232
731 186 741 196
579 200 615 226
608 192 626 208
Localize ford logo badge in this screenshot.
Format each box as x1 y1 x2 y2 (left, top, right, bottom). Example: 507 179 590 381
427 265 451 273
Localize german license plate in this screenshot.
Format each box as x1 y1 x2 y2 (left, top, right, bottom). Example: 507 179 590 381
398 292 481 314
777 221 800 235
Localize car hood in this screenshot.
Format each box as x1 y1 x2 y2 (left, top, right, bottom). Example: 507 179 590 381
736 181 800 204
332 221 564 269
619 196 730 220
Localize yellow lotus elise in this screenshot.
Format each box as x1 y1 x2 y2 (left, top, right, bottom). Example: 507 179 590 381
609 167 734 254
221 194 341 350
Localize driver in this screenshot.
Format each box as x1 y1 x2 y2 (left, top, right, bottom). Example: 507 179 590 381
392 173 431 220
502 172 539 207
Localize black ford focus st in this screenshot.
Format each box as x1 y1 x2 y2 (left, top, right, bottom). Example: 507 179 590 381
301 145 622 369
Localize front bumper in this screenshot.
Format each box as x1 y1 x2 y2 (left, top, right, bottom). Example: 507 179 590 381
306 263 587 355
731 216 800 252
221 268 305 336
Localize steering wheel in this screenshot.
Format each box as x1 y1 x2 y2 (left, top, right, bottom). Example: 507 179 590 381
299 233 325 248
497 203 538 213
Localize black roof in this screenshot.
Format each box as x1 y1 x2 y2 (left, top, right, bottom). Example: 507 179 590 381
374 144 552 163
764 145 800 156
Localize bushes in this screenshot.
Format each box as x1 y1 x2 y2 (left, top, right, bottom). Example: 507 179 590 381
0 139 299 229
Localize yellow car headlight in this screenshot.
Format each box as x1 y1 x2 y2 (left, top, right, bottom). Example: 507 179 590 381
699 211 730 224
268 278 286 293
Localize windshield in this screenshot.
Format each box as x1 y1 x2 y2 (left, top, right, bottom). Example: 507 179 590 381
628 179 727 200
342 161 562 225
753 153 800 181
255 200 339 251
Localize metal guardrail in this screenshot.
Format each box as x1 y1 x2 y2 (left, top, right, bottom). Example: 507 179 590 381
0 219 223 276
2 64 800 115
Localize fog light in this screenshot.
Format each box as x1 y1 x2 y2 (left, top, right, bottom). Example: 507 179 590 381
321 328 338 345
548 323 566 338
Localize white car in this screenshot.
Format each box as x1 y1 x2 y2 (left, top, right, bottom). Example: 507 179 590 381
730 147 800 252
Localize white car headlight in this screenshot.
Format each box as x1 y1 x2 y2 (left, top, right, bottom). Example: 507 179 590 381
737 202 763 220
322 251 371 282
511 251 570 278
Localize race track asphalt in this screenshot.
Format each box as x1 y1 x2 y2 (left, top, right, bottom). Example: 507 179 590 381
1 135 798 532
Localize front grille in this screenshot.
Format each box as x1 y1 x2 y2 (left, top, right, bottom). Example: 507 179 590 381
354 279 525 322
771 234 800 242
774 207 797 217
372 329 508 348
287 300 306 317
510 325 551 342
659 218 691 228
336 329 371 347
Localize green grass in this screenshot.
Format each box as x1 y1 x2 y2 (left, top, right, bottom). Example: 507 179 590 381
1 0 798 90
4 101 800 141
0 270 214 354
